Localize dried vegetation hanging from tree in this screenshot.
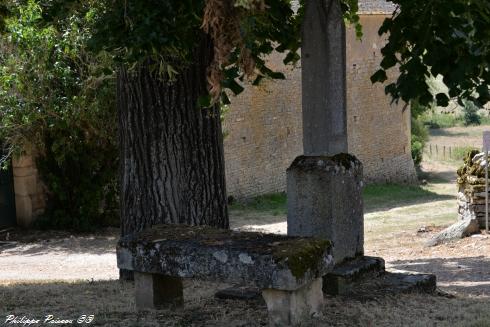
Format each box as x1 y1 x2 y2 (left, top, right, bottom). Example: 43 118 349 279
202 0 265 101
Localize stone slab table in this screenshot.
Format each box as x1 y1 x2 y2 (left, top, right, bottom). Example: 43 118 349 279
117 224 334 326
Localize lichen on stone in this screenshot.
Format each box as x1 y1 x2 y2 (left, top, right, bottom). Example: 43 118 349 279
289 154 361 174
331 153 360 170
457 149 488 188
272 239 332 279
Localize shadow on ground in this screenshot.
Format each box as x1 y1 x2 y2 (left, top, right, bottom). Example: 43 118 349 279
363 186 453 214
428 129 469 138
0 279 268 327
389 256 490 296
417 167 458 184
1 279 490 326
0 228 118 256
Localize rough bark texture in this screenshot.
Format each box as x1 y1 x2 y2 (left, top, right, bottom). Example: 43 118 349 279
117 36 229 240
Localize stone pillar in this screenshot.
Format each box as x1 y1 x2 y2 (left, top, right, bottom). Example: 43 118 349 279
287 155 363 263
12 154 46 227
262 278 324 326
134 272 184 310
301 0 347 156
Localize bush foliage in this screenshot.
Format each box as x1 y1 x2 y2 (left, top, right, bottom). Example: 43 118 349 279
410 102 429 166
462 100 481 126
411 117 428 166
0 1 118 231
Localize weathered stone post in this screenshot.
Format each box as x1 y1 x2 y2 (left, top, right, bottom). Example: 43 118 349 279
287 155 363 262
288 0 364 264
301 0 347 156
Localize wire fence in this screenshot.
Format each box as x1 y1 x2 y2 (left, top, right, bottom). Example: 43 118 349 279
424 143 479 161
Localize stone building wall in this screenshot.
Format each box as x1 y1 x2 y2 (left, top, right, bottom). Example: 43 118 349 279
12 154 46 227
345 15 417 184
222 52 303 199
223 14 417 199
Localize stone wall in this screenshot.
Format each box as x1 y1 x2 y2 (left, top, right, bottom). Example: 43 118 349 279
458 186 488 229
222 53 303 199
223 14 417 199
345 15 417 184
12 154 46 227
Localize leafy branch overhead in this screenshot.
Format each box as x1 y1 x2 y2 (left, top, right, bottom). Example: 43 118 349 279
31 0 361 106
203 0 361 103
1 0 487 109
371 0 490 108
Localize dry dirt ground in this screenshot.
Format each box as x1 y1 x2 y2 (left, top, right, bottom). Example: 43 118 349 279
1 141 490 325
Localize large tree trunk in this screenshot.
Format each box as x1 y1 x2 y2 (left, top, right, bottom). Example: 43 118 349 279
117 36 229 247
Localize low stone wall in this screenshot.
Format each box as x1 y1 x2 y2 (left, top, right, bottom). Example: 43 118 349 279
12 154 46 227
456 151 490 229
458 183 488 229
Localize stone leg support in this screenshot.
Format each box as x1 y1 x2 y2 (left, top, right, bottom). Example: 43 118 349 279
134 272 183 310
261 278 324 326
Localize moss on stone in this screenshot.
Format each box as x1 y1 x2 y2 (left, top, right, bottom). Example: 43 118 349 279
464 149 481 165
122 224 332 274
272 239 331 279
331 153 359 170
457 150 488 187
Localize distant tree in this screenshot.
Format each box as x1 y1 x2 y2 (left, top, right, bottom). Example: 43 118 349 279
462 100 481 126
372 0 490 109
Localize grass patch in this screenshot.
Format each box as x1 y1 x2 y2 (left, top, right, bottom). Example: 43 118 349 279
230 184 449 216
230 192 287 216
479 116 490 125
451 146 479 162
422 112 490 129
421 113 464 129
363 183 449 212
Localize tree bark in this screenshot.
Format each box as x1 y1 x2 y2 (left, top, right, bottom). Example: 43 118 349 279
117 36 229 247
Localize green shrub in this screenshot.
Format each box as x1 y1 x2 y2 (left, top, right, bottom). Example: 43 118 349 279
452 146 479 162
421 113 464 129
411 138 423 165
411 117 429 166
0 2 118 231
230 192 287 216
35 130 119 231
462 100 481 126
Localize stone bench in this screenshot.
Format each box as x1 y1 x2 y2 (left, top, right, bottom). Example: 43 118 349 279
117 224 334 326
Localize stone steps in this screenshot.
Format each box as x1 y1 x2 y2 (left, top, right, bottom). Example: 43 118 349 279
216 256 436 301
323 256 386 295
334 269 437 300
378 270 437 293
323 256 436 297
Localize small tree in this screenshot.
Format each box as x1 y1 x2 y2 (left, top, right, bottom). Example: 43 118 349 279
410 101 429 166
0 1 118 230
463 100 481 126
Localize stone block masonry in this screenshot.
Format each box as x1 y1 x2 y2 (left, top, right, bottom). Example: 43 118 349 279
223 13 417 200
287 154 364 263
12 154 46 227
456 152 490 229
458 188 489 229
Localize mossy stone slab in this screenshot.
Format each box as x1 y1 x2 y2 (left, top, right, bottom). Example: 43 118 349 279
117 224 334 291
